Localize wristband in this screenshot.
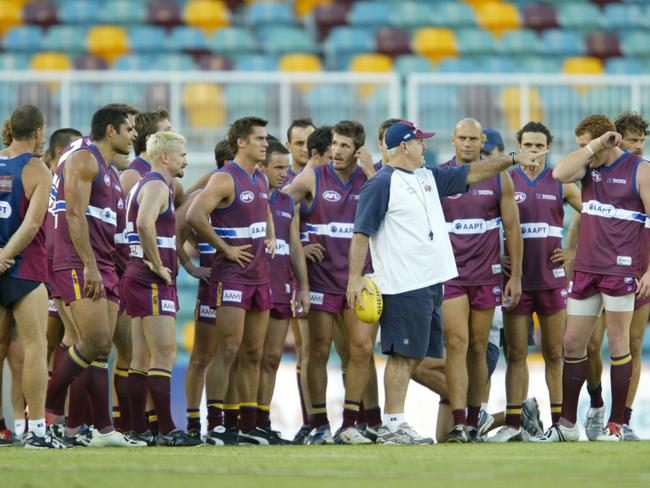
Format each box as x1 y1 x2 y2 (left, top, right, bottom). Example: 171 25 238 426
585 144 594 156
509 151 517 166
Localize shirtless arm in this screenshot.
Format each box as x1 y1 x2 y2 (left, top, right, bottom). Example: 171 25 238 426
288 207 310 314
499 172 523 309
635 162 650 299
119 168 141 196
136 180 172 285
175 190 209 282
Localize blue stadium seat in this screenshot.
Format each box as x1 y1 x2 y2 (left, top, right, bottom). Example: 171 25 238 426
168 26 209 52
0 53 30 70
456 28 495 56
324 27 375 57
224 84 273 122
98 84 144 106
245 2 295 27
59 0 101 24
418 85 459 129
113 54 155 70
235 54 278 71
478 57 519 73
556 3 601 33
605 57 644 75
518 57 563 73
128 26 167 52
151 54 198 70
2 26 44 52
584 87 631 113
602 3 646 30
394 55 433 75
98 1 148 24
540 29 585 56
621 31 650 57
43 26 88 54
347 2 391 29
207 27 256 56
260 27 316 56
389 1 435 29
432 2 476 28
498 29 538 56
435 57 479 73
304 85 354 125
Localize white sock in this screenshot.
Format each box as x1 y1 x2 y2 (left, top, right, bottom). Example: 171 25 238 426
383 413 405 433
28 419 46 437
14 419 26 435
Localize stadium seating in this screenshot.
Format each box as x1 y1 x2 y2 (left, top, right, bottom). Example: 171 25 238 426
390 2 435 29
182 82 226 128
129 26 168 52
412 28 457 63
562 56 604 75
149 0 183 28
58 0 101 24
43 26 88 54
2 26 44 52
314 3 349 39
74 54 109 70
394 55 433 75
347 2 391 29
98 0 148 24
498 29 538 56
235 54 278 71
0 1 23 36
183 0 230 32
456 28 496 56
30 52 72 71
375 27 411 57
207 27 256 56
556 2 601 34
474 1 520 36
261 26 316 56
196 53 233 70
586 32 621 60
279 53 322 72
522 3 558 31
22 1 58 28
87 25 130 64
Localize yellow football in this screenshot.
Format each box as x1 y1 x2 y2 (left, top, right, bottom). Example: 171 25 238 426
355 277 383 324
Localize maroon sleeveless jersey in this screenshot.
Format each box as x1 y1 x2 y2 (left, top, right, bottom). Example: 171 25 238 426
124 172 177 285
52 138 122 271
269 189 295 304
511 166 566 290
111 165 129 275
575 152 647 277
304 162 368 294
441 157 502 286
210 162 270 285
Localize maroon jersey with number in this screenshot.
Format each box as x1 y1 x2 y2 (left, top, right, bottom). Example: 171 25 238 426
127 156 151 176
304 162 367 294
575 152 647 277
441 157 502 286
210 162 270 285
511 166 566 290
124 172 177 284
52 138 122 271
269 189 295 304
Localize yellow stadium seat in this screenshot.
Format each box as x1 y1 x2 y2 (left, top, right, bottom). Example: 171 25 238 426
474 1 520 37
0 1 23 37
500 86 544 130
295 0 331 17
30 52 72 71
184 0 230 34
350 54 393 73
279 53 322 72
563 56 604 75
412 28 457 64
87 26 129 65
464 0 501 7
182 83 226 128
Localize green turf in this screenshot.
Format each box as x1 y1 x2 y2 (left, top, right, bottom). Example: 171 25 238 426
2 443 650 487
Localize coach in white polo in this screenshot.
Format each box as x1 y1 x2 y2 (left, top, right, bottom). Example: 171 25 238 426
347 120 542 444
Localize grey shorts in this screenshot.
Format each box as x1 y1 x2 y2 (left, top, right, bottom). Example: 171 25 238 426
380 284 444 360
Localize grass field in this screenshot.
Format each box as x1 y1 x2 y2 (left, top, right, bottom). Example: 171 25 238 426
3 443 650 488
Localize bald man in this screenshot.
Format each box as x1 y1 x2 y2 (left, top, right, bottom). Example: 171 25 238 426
440 118 525 443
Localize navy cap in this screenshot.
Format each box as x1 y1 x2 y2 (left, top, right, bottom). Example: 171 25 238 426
482 128 504 153
385 121 435 149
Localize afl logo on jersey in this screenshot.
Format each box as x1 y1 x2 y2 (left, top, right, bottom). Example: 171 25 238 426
514 192 526 204
240 191 255 203
591 170 602 182
104 174 111 186
322 190 341 202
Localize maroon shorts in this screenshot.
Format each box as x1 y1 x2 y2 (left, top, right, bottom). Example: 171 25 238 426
194 280 216 323
309 290 348 314
210 280 273 312
54 268 120 306
48 257 61 299
48 298 59 319
506 287 567 316
569 271 636 300
634 295 650 309
270 302 292 320
443 283 502 309
123 275 179 318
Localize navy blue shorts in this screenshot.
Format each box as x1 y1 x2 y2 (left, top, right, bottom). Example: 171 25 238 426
380 284 444 360
0 274 42 308
486 342 500 379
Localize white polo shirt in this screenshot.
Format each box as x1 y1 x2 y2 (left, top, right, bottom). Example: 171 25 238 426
354 164 470 295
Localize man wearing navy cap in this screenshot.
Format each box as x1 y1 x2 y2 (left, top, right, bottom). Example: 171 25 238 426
481 128 505 158
347 120 542 444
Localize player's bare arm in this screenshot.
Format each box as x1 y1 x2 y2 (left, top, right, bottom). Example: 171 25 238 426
499 172 523 309
172 178 184 207
119 167 140 196
184 170 213 196
553 131 622 183
175 189 209 282
264 202 276 258
550 183 582 269
187 171 253 267
467 150 545 185
288 207 310 314
346 232 372 310
64 150 102 300
0 157 50 269
635 161 650 299
136 179 172 285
